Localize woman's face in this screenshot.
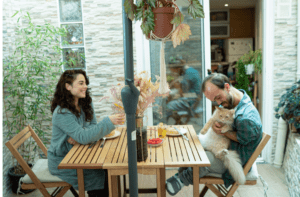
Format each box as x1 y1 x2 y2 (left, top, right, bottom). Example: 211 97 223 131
65 74 88 100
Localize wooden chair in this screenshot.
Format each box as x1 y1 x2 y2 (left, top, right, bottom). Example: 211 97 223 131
5 125 78 197
199 132 271 197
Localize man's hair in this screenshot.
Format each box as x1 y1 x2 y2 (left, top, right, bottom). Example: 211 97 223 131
201 73 232 93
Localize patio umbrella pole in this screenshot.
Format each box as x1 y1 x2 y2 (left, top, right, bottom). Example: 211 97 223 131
121 1 139 196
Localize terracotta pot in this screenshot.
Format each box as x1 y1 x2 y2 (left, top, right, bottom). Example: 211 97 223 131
149 7 175 38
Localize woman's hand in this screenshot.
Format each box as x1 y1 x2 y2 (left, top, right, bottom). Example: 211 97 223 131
67 137 77 145
109 114 125 125
212 122 225 136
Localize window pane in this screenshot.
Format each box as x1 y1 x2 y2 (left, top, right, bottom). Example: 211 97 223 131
59 0 82 22
61 23 84 47
63 48 85 70
150 6 205 132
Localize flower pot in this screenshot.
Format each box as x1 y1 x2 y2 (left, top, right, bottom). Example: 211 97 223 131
8 164 36 194
148 7 175 39
245 64 254 75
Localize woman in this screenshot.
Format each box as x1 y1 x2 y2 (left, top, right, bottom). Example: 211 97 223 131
48 69 124 197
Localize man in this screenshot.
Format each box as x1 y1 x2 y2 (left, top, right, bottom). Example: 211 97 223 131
166 64 202 119
166 73 263 196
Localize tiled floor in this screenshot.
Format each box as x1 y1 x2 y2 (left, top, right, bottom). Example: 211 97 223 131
8 163 290 197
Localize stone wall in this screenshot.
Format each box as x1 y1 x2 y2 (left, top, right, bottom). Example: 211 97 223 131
283 132 300 197
272 0 298 163
2 0 135 195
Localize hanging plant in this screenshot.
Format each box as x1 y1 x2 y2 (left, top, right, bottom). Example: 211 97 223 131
124 0 204 47
235 47 262 100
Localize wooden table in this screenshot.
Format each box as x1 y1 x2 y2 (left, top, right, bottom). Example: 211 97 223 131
58 125 210 197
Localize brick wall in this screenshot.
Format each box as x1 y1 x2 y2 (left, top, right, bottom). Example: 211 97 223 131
272 0 298 164
2 0 135 195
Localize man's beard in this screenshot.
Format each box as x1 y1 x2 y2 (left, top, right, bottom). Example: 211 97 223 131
222 92 234 109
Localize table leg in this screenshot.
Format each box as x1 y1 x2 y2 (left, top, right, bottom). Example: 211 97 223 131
77 169 85 197
108 170 112 197
111 175 119 197
193 167 199 197
156 168 166 197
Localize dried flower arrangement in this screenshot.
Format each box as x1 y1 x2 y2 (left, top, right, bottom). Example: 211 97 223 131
102 71 169 117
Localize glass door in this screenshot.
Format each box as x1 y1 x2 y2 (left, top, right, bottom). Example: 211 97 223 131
147 0 209 134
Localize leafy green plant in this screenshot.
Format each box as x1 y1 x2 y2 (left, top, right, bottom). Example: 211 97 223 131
275 80 300 132
3 10 67 173
124 0 204 47
235 47 262 100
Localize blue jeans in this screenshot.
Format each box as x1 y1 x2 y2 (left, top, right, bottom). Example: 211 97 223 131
178 151 227 186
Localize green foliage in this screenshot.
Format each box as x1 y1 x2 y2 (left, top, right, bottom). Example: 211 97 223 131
3 11 67 164
188 0 205 19
140 9 155 35
235 47 262 100
274 80 300 130
171 12 185 26
239 47 262 74
124 0 204 37
235 60 252 99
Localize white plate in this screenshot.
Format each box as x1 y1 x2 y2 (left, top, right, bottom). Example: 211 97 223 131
147 139 164 147
104 130 121 139
166 128 188 136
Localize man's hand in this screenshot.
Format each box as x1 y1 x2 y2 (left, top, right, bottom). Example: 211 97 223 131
212 122 225 136
67 137 77 145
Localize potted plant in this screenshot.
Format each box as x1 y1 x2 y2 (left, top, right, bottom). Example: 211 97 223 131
275 80 300 134
3 11 67 194
124 0 204 47
235 47 262 100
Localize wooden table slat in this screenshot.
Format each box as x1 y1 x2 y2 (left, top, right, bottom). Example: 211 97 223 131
111 128 127 164
59 143 80 166
117 129 127 164
173 134 184 162
168 135 178 163
96 137 114 164
177 134 190 162
187 125 210 164
85 140 102 163
185 126 201 162
69 144 85 164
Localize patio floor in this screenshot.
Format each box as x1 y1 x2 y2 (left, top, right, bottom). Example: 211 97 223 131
8 163 290 197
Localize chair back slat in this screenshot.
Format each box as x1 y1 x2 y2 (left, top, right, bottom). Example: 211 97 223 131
243 132 271 175
28 125 48 156
14 132 32 149
9 126 31 147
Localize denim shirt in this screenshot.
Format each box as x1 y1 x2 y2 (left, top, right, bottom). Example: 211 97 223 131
222 89 263 188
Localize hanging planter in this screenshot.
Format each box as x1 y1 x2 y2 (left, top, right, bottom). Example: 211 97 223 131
148 7 175 39
124 0 204 48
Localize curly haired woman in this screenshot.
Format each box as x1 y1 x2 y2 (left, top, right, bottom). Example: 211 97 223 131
47 69 124 197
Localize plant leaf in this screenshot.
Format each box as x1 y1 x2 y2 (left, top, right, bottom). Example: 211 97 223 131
124 0 137 21
171 24 192 48
148 0 156 7
12 11 19 18
188 0 205 19
171 12 184 26
140 9 155 35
